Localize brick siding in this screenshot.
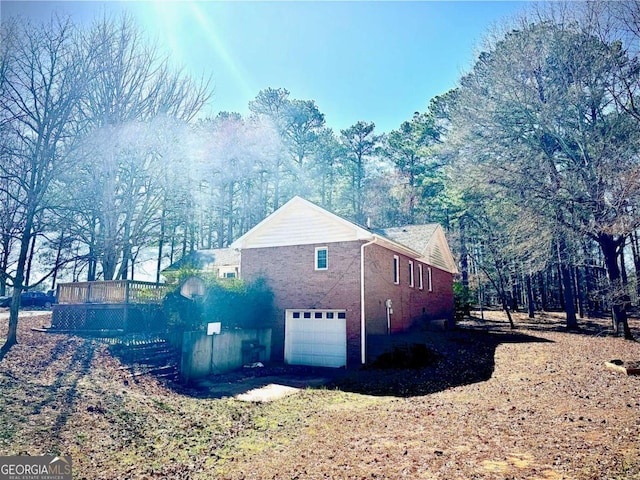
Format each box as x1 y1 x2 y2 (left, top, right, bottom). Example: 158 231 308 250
241 240 454 366
363 243 454 337
240 242 362 365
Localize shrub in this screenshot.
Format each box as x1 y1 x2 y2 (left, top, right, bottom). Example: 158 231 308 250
163 289 203 331
370 343 441 369
163 276 274 332
453 281 473 321
201 277 274 330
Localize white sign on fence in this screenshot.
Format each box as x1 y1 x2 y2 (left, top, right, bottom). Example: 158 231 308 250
207 322 221 335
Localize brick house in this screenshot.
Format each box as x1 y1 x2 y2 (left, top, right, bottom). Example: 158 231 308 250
163 248 240 280
230 196 457 368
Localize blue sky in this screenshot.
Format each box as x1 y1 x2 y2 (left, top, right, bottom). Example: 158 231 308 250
1 1 526 133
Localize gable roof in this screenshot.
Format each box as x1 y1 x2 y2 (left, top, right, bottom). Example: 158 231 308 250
231 196 458 273
231 196 374 249
231 196 426 259
378 225 439 254
379 225 458 274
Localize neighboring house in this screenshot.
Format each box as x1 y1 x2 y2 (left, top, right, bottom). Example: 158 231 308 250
163 248 240 280
230 196 457 368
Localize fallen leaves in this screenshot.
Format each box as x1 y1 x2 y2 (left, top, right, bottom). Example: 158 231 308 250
1 310 639 479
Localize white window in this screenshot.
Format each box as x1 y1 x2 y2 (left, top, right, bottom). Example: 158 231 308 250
218 267 237 279
393 255 400 284
408 261 414 287
418 264 424 290
428 267 433 292
315 246 328 270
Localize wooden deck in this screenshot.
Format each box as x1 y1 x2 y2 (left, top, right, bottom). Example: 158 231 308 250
52 281 169 333
57 280 168 305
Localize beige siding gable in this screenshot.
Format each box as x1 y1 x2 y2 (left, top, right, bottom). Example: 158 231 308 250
424 226 458 274
231 196 372 249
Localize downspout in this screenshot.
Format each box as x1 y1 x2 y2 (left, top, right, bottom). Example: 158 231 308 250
360 238 376 365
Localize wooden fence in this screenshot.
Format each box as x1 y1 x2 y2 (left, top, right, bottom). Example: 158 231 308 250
56 280 169 305
52 280 170 333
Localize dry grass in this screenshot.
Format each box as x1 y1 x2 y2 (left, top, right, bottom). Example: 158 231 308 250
1 309 640 479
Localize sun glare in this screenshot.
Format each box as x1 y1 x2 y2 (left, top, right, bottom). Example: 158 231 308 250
146 2 255 103
149 2 185 63
187 3 255 99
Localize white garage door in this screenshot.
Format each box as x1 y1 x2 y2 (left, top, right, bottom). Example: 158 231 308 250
284 309 347 368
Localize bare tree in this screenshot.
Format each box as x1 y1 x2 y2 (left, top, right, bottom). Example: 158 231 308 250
70 14 212 281
0 15 86 351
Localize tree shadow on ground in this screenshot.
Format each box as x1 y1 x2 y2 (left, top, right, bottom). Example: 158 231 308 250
326 327 553 398
180 327 553 400
47 339 96 451
0 333 96 452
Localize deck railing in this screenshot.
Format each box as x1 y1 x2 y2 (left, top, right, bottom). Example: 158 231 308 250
57 280 169 305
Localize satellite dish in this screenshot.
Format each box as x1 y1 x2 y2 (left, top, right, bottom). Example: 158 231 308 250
180 276 205 299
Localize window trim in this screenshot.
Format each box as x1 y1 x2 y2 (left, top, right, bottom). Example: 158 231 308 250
315 246 328 270
393 255 400 284
427 267 433 292
408 260 414 287
418 264 424 290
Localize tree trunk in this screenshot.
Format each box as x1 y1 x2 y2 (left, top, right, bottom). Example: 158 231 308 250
538 271 548 311
51 231 65 291
169 225 177 264
511 276 520 312
561 261 578 329
327 166 334 210
156 207 166 285
526 272 535 318
556 261 565 311
557 236 577 329
575 266 585 319
460 217 469 289
217 199 225 248
2 212 34 352
599 233 633 339
502 298 515 329
459 216 470 316
87 217 97 281
408 164 416 224
117 214 133 281
25 233 37 287
630 231 640 299
0 236 9 297
356 156 365 224
206 219 213 249
226 182 235 246
182 221 188 257
492 258 515 329
620 240 629 286
189 219 196 254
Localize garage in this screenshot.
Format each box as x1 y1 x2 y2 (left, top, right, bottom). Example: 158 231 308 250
284 309 347 368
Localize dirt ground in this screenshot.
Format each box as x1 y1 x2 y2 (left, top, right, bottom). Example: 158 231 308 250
218 312 640 480
0 309 639 479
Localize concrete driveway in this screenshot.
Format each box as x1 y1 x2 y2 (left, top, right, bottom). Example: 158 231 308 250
189 369 339 402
